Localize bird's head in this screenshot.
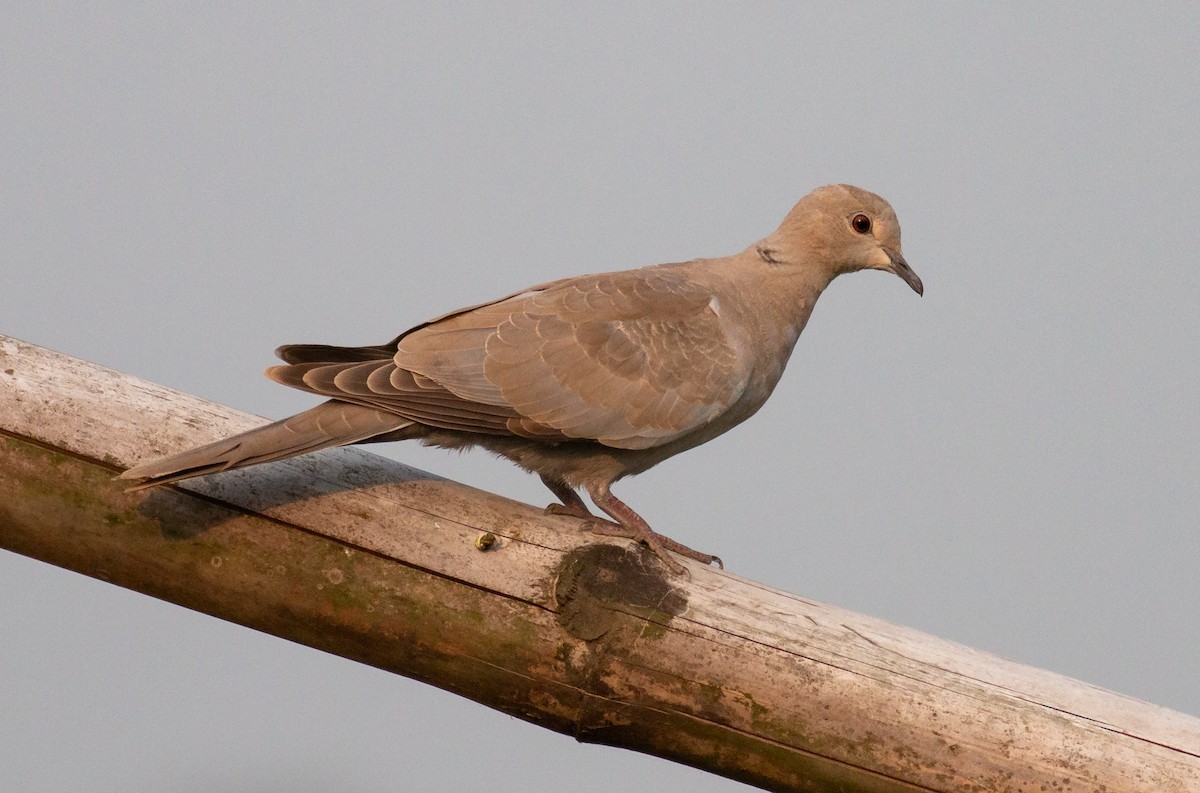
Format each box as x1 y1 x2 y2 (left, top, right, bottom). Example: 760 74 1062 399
761 184 923 296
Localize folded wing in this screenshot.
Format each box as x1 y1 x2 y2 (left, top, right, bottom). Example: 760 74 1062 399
268 266 752 450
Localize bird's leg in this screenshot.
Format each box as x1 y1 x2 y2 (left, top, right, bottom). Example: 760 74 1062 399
584 483 723 574
540 474 596 520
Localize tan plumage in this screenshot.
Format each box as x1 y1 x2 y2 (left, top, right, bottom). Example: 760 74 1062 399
120 184 922 572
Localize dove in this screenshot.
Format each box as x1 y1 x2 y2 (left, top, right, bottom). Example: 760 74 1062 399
120 184 922 573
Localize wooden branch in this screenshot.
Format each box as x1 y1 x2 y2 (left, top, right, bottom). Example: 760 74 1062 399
1 333 1197 793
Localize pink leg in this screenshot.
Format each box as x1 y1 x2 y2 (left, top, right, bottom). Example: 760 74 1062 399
585 482 723 574
540 474 595 520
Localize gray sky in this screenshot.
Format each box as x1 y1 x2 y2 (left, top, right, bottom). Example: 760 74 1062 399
3 4 1198 791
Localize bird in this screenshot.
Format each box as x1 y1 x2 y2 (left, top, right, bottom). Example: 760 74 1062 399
120 184 922 573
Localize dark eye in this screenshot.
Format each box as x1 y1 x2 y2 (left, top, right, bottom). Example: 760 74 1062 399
851 213 872 234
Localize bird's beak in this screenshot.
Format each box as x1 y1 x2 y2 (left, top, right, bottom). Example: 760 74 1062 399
884 248 923 296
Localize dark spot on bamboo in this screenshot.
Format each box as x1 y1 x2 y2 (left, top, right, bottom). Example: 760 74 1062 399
553 543 686 641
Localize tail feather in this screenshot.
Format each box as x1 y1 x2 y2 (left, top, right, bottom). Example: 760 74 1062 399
118 400 415 490
275 343 396 365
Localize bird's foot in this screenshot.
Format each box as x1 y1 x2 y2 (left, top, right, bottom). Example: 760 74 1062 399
545 502 594 520
540 475 598 520
586 520 723 575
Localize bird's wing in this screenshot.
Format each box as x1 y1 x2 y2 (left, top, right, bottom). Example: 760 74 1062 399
272 275 576 366
268 265 753 450
396 265 753 449
266 358 531 437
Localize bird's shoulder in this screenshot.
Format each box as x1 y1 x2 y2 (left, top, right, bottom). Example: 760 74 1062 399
398 259 722 342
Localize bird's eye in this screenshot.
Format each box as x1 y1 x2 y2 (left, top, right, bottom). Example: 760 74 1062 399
851 214 872 234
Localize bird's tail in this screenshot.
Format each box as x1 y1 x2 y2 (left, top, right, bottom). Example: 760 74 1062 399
118 400 415 490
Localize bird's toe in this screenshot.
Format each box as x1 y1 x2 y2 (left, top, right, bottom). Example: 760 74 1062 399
544 502 595 520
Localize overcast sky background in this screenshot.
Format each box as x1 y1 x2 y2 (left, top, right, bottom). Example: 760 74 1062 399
3 4 1199 792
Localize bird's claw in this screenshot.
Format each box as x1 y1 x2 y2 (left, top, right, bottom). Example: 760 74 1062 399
585 520 721 575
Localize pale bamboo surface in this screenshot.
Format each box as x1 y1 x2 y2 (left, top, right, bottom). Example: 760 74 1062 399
2 333 1198 792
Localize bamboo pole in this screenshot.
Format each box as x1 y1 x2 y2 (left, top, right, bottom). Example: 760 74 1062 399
1 332 1198 792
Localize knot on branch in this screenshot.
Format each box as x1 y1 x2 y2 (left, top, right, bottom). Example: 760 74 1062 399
552 543 687 641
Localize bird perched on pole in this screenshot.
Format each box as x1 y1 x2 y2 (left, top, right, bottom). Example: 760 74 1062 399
121 184 923 573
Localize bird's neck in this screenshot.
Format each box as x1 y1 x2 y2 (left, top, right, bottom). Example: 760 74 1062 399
758 268 829 365
714 248 835 337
